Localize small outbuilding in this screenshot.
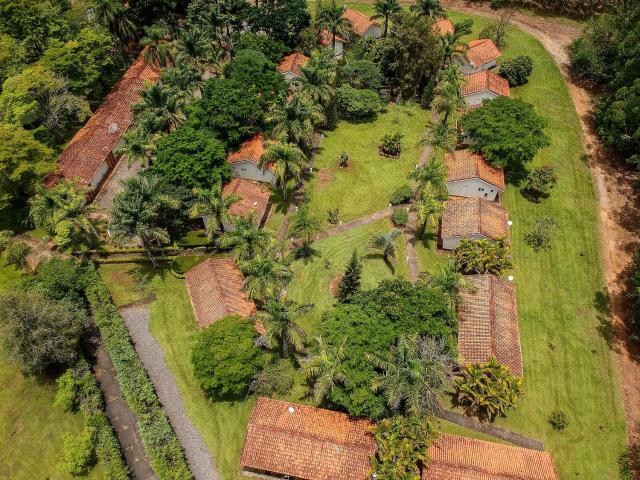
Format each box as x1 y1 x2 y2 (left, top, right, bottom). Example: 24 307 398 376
220 178 271 232
227 134 276 184
458 38 502 74
440 197 509 250
277 52 309 82
320 29 345 57
457 274 523 376
461 70 510 106
445 149 505 201
344 8 382 38
433 18 455 36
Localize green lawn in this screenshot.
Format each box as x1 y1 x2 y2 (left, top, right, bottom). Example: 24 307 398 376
307 103 430 229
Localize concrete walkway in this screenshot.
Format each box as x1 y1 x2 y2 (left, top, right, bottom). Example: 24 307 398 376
93 157 143 213
119 304 219 480
314 206 396 242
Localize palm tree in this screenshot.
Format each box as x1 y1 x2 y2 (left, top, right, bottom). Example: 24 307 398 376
189 181 240 238
115 126 158 166
410 156 448 200
421 262 470 309
316 0 352 50
109 175 180 268
140 24 175 68
239 253 292 303
294 51 336 108
439 31 467 69
290 204 320 252
254 294 313 357
368 334 454 416
132 83 184 133
29 180 98 249
267 94 324 154
413 191 444 239
432 67 466 124
216 215 272 261
420 121 457 159
410 0 445 19
371 0 401 37
302 336 348 405
91 0 136 48
369 229 401 265
259 142 307 201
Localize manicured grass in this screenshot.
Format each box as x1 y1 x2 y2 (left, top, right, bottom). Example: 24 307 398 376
307 103 430 229
99 263 149 306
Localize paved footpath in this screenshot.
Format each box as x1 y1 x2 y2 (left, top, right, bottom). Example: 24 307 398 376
119 304 219 480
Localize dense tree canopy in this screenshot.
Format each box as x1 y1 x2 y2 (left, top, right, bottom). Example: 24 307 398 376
249 0 311 47
234 32 289 64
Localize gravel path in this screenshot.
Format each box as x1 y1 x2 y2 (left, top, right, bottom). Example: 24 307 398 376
120 304 219 480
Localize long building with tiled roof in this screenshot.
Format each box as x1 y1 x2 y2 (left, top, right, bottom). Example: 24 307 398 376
46 52 160 195
457 274 523 376
459 38 502 74
344 8 382 38
445 149 505 200
441 197 509 250
461 70 510 107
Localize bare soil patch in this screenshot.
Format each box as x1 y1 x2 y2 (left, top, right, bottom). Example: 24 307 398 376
329 274 343 297
317 168 335 186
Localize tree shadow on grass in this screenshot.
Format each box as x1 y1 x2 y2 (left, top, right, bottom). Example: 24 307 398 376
594 288 614 350
364 252 396 275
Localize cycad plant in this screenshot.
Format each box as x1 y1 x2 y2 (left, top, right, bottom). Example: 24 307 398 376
302 336 348 405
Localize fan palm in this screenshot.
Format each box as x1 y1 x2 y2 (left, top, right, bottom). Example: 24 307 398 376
132 83 185 133
410 0 445 19
189 181 240 238
368 334 454 416
369 228 401 265
254 294 313 357
216 215 272 260
316 0 352 50
239 253 292 303
140 24 175 68
267 94 324 153
371 0 402 37
259 142 307 201
302 336 348 405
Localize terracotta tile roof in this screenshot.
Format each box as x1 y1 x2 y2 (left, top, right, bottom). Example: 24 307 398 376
425 433 558 479
433 18 455 35
457 274 522 376
441 197 509 241
320 29 345 47
445 149 505 190
461 71 510 98
227 134 266 165
277 52 310 76
184 258 256 328
344 8 379 36
240 397 376 480
466 38 502 67
223 178 271 224
54 53 160 185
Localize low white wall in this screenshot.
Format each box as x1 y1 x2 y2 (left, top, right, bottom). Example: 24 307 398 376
447 179 501 201
464 91 498 106
89 160 111 189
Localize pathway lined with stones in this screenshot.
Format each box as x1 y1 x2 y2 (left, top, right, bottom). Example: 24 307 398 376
119 303 219 480
314 206 395 242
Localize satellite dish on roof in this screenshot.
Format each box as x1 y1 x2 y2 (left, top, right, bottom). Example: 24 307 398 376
288 406 295 414
107 122 118 134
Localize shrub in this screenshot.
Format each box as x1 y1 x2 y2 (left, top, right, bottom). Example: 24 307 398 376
521 165 557 201
455 357 521 421
390 183 413 205
499 56 533 86
337 250 362 303
55 370 78 412
250 358 296 396
548 410 569 431
452 238 513 275
192 315 264 400
57 426 97 476
379 132 403 156
0 229 13 252
524 216 558 252
338 151 349 167
4 240 30 271
327 208 340 225
335 85 383 120
391 208 409 226
341 59 383 90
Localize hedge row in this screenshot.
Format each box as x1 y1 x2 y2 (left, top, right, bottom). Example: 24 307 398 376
84 264 192 480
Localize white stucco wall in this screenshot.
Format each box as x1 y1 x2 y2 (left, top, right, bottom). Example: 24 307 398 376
442 234 485 251
282 71 299 82
447 179 501 201
463 91 498 106
459 59 498 75
231 161 276 184
363 24 382 38
89 160 110 189
333 40 344 57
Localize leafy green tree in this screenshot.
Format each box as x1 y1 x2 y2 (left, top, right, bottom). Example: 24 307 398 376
336 250 362 302
4 240 30 271
23 257 89 308
0 34 26 85
189 181 239 237
316 0 351 50
250 0 311 47
335 85 382 120
254 294 312 357
260 142 307 200
0 124 52 212
410 0 444 19
294 49 336 108
140 23 174 68
29 180 98 249
371 0 401 37
109 175 181 268
224 48 287 106
0 229 13 253
290 204 320 254
499 55 534 87
57 426 96 476
0 290 87 376
521 165 557 202
191 315 264 399
234 32 289 63
148 126 230 189
369 228 401 265
341 59 383 90
217 215 272 260
413 191 443 239
0 0 65 58
368 334 454 416
452 238 513 275
421 262 469 310
239 253 292 303
455 357 521 421
267 93 324 153
250 358 296 396
524 216 557 252
302 336 348 405
132 82 184 134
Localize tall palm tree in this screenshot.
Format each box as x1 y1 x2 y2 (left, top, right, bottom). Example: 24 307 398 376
294 51 336 108
369 229 401 265
410 0 445 19
91 0 136 48
410 156 448 200
110 175 180 268
216 215 272 261
132 83 184 133
413 191 444 239
254 294 313 357
432 67 466 124
115 127 158 166
302 336 348 405
189 181 240 238
421 262 470 309
259 142 307 201
290 204 320 250
267 94 325 154
420 121 457 160
371 0 402 37
140 24 175 68
368 334 454 416
316 0 351 50
439 31 466 69
239 253 292 303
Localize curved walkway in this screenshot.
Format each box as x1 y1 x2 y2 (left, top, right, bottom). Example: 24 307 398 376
119 303 219 480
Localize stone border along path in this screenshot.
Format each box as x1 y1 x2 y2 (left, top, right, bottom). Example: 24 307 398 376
119 302 219 480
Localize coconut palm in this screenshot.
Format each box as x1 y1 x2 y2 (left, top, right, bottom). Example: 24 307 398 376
432 67 466 124
132 83 185 133
259 142 307 200
140 24 175 68
294 51 336 107
91 0 136 47
109 175 180 268
369 229 401 265
410 156 448 199
189 181 240 238
371 0 402 37
254 294 313 357
439 31 466 69
413 191 444 239
115 127 158 166
239 253 292 303
267 94 325 153
410 0 445 19
421 262 471 309
316 0 352 50
302 336 348 405
368 334 454 416
216 215 272 261
420 121 457 158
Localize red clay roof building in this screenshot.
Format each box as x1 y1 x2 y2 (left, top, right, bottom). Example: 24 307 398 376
457 274 523 376
462 70 510 99
223 178 271 226
228 134 266 166
445 149 505 200
277 52 310 79
433 18 455 36
48 53 160 191
441 197 510 250
184 258 256 328
466 38 502 69
344 8 382 37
